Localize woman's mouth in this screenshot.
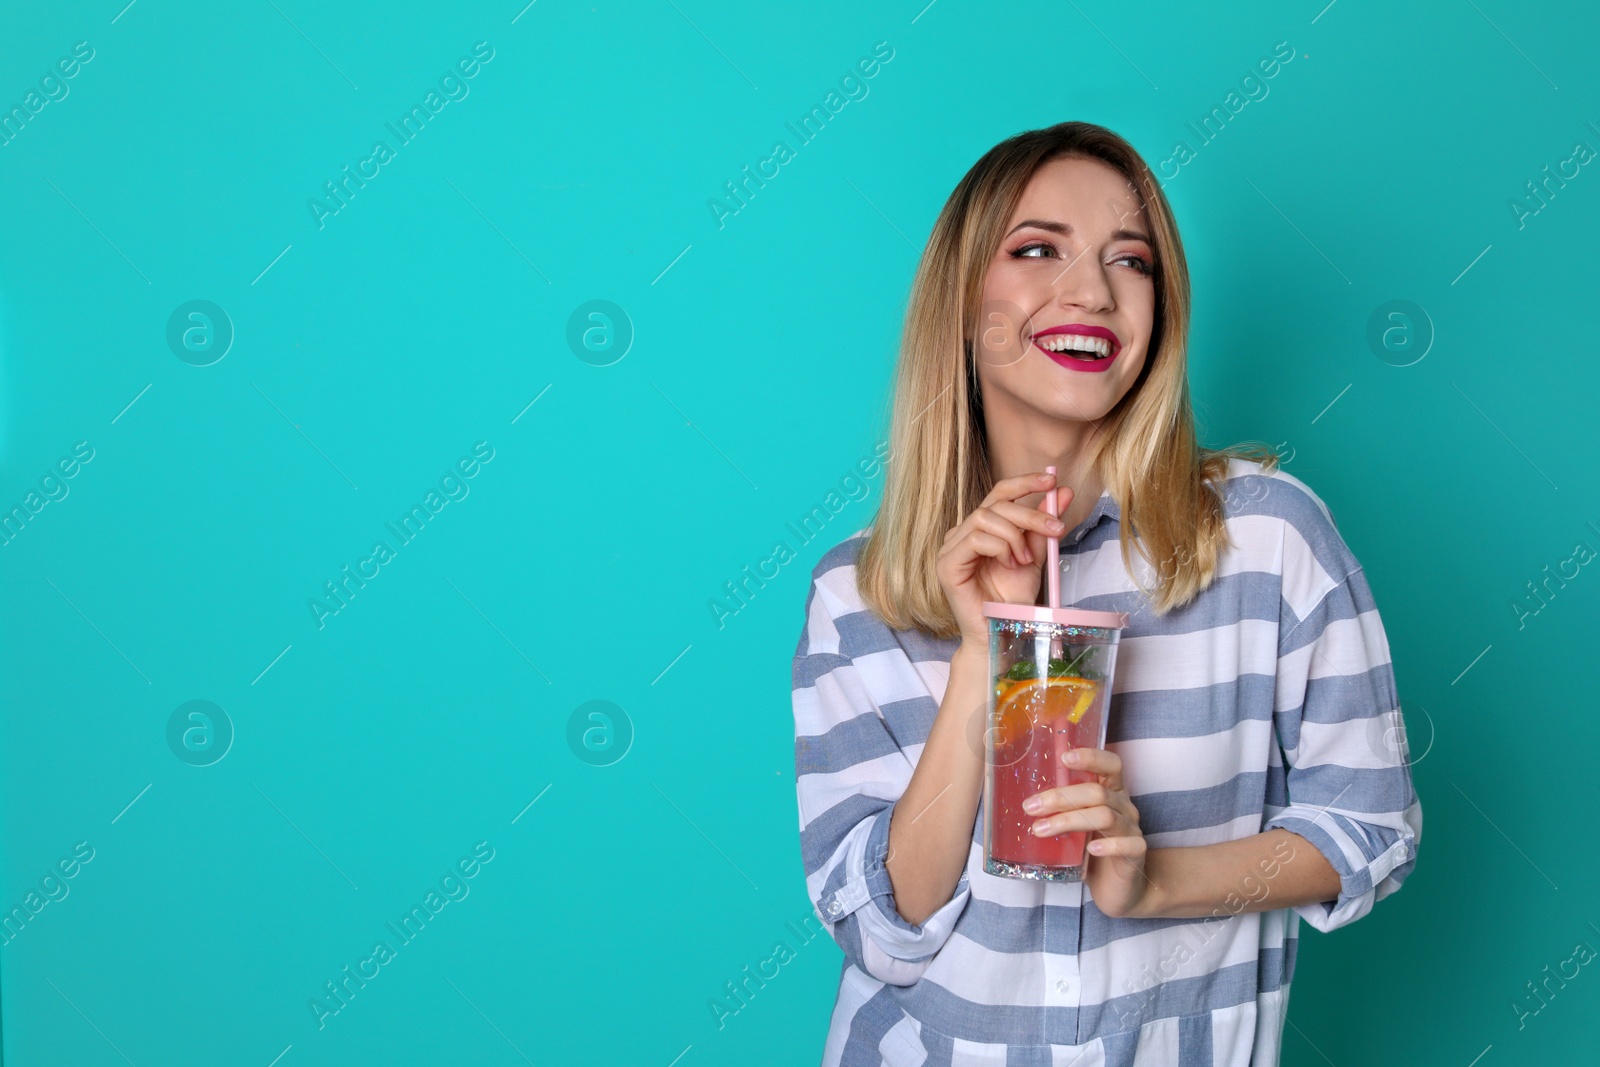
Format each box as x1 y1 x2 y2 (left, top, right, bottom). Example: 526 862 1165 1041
1032 326 1121 374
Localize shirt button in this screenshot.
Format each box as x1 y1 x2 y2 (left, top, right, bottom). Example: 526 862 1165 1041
1056 978 1071 995
827 901 843 917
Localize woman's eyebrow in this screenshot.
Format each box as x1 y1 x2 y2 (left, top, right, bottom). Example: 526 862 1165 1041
1007 218 1152 243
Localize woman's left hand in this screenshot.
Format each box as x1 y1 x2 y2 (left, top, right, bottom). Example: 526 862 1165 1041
1021 747 1156 919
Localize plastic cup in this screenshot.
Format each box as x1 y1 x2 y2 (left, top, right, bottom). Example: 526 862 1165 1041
980 607 1127 882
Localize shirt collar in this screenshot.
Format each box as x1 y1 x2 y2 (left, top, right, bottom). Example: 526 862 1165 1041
1063 488 1119 545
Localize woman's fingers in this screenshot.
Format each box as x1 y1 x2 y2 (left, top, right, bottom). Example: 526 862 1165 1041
1024 779 1121 819
940 525 1023 569
977 471 1075 514
964 508 1039 566
1030 803 1122 838
1023 749 1140 838
1030 805 1142 838
980 470 1057 510
946 499 1067 570
944 471 1076 567
1063 746 1123 791
959 529 1025 570
939 469 1079 640
1085 834 1148 865
989 499 1069 541
1064 747 1122 775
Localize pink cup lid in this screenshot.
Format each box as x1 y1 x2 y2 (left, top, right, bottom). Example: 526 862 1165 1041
981 601 1129 630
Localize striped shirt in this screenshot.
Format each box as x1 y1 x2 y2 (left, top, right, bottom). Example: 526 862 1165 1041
790 458 1422 1066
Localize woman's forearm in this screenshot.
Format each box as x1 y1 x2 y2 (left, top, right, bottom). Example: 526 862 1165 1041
1128 828 1341 920
884 642 990 927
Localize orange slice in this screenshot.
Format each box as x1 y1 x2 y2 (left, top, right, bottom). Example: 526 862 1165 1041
992 675 1098 749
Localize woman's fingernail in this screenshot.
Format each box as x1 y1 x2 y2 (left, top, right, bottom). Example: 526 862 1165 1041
1088 841 1104 854
1022 796 1041 813
1063 750 1080 765
1032 820 1052 836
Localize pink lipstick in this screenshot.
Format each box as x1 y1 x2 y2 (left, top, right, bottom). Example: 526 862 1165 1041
1033 324 1122 374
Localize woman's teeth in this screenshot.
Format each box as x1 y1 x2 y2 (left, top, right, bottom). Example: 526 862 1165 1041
1036 334 1113 359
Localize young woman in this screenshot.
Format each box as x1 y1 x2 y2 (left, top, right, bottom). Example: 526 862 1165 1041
790 122 1422 1066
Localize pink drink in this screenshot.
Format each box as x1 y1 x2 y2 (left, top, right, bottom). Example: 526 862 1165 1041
987 668 1109 873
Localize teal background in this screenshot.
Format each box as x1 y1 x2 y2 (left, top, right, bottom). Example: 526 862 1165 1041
1 0 1596 1064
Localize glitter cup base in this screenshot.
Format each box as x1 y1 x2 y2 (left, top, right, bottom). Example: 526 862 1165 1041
983 856 1086 882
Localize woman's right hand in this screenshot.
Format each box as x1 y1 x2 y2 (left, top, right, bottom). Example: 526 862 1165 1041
936 470 1074 649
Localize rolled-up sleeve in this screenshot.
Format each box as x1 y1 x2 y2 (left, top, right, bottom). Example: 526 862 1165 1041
1263 557 1422 933
792 570 970 986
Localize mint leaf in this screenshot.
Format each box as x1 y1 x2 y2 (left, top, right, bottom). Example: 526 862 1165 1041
999 646 1103 682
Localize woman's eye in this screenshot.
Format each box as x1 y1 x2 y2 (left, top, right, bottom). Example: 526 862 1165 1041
1011 243 1153 276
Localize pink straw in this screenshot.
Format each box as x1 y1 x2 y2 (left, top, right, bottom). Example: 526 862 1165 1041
1041 466 1071 792
1042 466 1061 610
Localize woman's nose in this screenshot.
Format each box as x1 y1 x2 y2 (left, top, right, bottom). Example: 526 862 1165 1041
1050 253 1114 312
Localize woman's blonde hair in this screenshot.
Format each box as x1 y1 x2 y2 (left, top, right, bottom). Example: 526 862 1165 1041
856 121 1279 636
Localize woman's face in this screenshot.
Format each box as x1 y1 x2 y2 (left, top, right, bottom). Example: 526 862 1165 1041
974 155 1157 426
